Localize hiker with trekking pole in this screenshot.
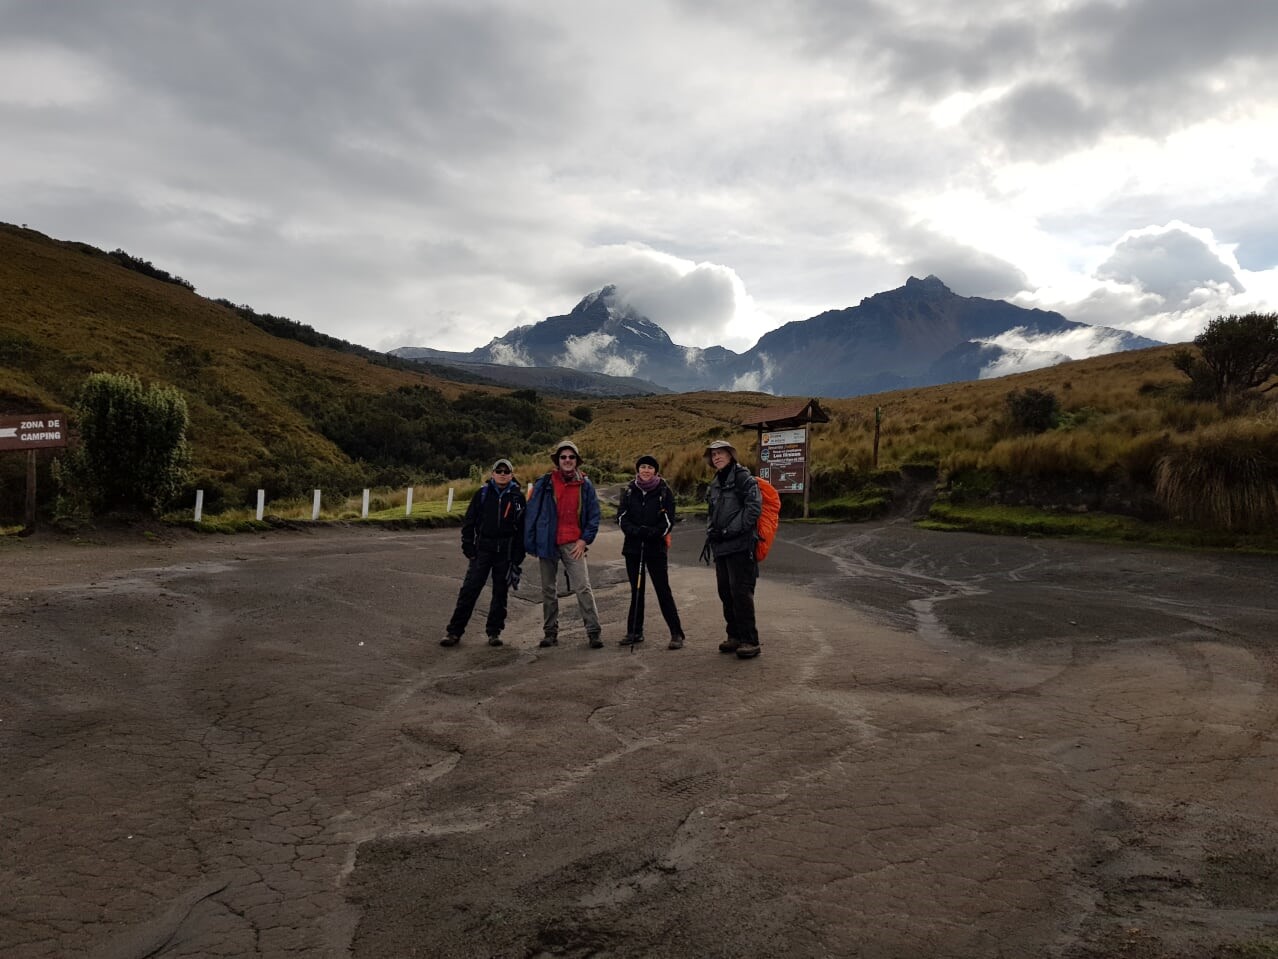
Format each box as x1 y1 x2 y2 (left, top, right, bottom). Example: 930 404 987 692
700 439 764 659
617 454 686 650
525 440 605 649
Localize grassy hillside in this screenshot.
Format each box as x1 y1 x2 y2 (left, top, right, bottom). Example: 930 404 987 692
573 339 1277 540
0 223 579 518
574 347 1191 475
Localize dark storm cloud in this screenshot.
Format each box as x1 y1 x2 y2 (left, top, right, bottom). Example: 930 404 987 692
3 0 578 188
724 0 1278 154
980 0 1278 152
894 223 1030 299
976 82 1107 158
1065 0 1278 89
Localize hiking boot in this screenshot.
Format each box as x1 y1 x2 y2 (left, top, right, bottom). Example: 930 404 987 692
619 633 644 647
588 635 604 649
735 642 761 659
718 638 740 654
487 634 503 647
539 636 559 648
668 634 685 650
440 634 461 647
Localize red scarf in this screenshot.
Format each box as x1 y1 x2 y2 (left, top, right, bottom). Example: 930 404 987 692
551 469 583 545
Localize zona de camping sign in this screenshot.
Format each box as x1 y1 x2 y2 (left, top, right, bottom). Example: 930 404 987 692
2 413 69 534
0 413 69 451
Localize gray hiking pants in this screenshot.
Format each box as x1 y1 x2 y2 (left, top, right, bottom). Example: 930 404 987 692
538 544 601 640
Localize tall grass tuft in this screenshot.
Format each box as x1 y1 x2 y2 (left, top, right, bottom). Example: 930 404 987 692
1154 419 1278 531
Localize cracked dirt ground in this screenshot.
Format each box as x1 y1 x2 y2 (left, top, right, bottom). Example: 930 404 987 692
2 524 1276 958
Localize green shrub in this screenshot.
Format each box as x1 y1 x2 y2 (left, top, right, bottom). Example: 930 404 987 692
54 372 191 517
947 468 997 502
1005 388 1060 434
1173 312 1278 403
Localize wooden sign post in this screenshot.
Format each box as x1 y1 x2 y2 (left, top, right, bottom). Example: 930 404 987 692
0 413 70 535
740 399 830 519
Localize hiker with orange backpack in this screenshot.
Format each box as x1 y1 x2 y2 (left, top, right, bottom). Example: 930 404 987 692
617 454 686 650
702 439 763 659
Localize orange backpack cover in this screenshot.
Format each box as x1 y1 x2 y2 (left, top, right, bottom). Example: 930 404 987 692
754 477 781 561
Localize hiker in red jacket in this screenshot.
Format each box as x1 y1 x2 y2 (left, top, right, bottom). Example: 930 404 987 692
523 440 604 649
703 440 762 659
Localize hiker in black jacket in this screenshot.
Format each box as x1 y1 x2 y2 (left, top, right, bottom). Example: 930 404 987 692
617 454 686 650
704 439 763 659
442 458 526 647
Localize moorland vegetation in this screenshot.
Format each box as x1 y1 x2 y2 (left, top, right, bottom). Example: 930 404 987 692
2 222 1276 547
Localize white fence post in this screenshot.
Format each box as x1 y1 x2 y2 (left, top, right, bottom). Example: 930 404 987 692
255 489 265 521
312 489 321 521
405 487 414 516
193 489 204 523
446 487 455 512
362 489 370 519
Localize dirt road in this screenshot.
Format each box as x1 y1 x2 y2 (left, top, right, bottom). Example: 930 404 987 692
2 524 1275 958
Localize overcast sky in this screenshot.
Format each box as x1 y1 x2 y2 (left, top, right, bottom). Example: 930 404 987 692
4 0 1277 361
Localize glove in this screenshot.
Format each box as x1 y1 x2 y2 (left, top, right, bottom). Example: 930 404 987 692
707 527 727 543
463 545 477 560
641 526 661 541
506 563 522 590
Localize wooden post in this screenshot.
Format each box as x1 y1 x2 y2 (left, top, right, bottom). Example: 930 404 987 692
802 427 811 520
447 488 455 512
256 490 265 520
311 489 322 521
405 487 414 516
23 450 37 534
873 406 882 468
193 490 204 523
361 489 370 518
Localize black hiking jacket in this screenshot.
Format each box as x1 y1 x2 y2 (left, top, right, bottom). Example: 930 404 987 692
461 480 526 563
705 463 761 559
617 479 676 557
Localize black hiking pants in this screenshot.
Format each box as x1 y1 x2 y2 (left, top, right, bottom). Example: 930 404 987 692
624 549 683 639
446 546 512 639
714 550 758 646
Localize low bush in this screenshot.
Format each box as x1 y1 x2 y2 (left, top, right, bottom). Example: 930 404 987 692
1155 418 1278 531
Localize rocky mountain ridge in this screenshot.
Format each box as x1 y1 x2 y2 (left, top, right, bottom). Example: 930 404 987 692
393 276 1162 397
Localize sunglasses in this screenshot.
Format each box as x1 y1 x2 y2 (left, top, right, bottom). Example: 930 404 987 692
558 454 578 461
493 467 512 474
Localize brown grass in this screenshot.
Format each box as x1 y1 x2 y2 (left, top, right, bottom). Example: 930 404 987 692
1154 416 1278 531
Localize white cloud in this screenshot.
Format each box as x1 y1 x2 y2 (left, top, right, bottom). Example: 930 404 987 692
727 355 776 393
988 325 1139 359
555 332 638 377
980 347 1072 379
488 342 532 367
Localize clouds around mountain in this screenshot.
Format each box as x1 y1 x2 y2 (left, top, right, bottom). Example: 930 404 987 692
3 1 1276 358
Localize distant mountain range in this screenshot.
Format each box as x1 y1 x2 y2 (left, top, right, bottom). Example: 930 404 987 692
392 276 1162 397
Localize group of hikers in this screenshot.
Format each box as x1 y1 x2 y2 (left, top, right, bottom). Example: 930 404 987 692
441 438 765 660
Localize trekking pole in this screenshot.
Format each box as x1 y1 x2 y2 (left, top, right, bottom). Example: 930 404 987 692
632 538 646 655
